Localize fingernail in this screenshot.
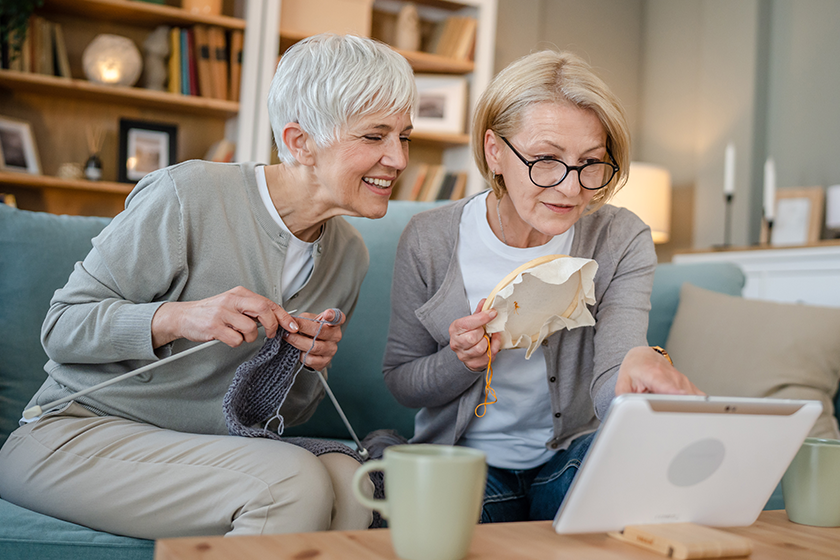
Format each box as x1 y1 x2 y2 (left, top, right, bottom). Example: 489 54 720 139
289 322 299 332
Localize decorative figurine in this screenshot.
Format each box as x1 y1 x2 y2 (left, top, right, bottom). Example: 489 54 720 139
394 3 421 52
143 25 170 91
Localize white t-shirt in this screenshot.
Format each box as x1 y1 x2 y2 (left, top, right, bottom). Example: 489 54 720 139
256 166 317 303
457 191 573 469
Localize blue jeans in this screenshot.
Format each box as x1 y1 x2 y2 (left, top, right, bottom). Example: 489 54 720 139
480 432 595 523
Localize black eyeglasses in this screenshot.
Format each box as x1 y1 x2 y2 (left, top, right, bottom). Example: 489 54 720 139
500 136 619 190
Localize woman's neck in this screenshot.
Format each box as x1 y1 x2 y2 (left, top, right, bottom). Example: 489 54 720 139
263 163 337 242
488 192 553 248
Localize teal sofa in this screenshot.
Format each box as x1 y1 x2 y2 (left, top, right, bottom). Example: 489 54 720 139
0 201 788 559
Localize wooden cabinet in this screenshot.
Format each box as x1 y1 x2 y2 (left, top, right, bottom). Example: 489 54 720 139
0 0 246 217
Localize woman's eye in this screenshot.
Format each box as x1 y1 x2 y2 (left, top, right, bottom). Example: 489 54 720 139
364 135 383 141
400 136 412 143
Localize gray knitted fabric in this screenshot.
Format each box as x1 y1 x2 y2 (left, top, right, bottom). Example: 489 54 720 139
222 331 385 527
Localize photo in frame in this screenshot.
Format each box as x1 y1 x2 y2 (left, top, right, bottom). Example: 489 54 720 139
413 74 468 135
118 119 178 183
0 116 42 174
770 186 825 246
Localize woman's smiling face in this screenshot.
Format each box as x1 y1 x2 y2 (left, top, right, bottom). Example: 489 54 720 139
310 110 413 219
486 102 608 246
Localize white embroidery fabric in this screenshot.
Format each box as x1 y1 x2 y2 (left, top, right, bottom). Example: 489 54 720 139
482 255 598 358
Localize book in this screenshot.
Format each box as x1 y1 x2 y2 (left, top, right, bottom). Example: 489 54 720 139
436 172 458 200
52 23 71 79
407 163 430 201
451 17 477 61
449 171 468 200
187 28 198 96
192 24 214 98
32 16 54 76
208 26 229 100
168 26 181 94
392 163 424 200
180 28 190 95
228 29 244 102
419 164 447 202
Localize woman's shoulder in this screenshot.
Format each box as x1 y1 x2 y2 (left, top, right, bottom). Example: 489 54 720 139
580 203 649 236
576 203 656 264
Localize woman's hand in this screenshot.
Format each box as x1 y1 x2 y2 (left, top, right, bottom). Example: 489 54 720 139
283 308 345 371
615 346 704 396
151 286 299 349
449 299 502 372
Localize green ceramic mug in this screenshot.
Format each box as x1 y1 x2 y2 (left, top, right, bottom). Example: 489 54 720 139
352 444 487 560
782 437 840 527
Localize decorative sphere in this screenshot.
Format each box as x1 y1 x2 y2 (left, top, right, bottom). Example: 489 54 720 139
83 34 143 87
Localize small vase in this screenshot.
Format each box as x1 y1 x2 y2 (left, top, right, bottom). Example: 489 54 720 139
85 154 103 181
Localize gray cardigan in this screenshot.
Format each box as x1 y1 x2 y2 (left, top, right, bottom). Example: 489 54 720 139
382 194 656 452
29 161 369 435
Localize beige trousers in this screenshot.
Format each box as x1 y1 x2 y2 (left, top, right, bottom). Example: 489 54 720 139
0 403 373 539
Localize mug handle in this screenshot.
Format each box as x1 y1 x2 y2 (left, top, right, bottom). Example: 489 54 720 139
352 460 389 519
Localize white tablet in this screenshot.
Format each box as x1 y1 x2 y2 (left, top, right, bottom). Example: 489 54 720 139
552 394 821 534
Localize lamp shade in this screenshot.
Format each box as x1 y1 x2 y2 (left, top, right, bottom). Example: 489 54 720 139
609 162 672 244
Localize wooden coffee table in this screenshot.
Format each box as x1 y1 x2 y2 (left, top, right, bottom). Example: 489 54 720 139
154 511 840 560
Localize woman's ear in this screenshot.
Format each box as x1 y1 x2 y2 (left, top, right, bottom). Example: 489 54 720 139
282 123 316 166
484 129 501 173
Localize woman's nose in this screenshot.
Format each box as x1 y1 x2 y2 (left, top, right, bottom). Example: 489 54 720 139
553 169 582 197
382 137 408 171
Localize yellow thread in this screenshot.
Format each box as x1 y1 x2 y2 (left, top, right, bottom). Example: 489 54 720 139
513 301 520 314
474 333 497 417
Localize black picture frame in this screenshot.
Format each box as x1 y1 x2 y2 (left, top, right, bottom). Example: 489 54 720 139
118 119 178 183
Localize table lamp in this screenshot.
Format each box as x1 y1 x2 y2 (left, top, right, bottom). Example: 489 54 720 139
609 162 672 244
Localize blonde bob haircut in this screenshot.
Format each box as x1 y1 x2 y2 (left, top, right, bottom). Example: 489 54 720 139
471 50 630 211
269 34 417 165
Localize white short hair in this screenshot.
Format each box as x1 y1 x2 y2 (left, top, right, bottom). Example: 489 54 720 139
269 34 417 164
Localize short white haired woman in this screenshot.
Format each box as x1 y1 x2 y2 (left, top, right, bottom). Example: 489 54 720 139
383 50 701 523
0 34 416 538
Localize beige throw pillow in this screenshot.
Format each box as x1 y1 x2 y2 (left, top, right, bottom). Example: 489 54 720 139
666 284 840 439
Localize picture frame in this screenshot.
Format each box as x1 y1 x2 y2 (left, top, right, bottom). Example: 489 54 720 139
118 119 178 183
413 74 468 135
770 186 825 246
0 116 42 175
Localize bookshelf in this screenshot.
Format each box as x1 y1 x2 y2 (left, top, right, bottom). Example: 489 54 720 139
0 0 248 217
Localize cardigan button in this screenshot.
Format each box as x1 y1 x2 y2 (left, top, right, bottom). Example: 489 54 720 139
549 376 556 383
554 412 562 418
541 340 548 346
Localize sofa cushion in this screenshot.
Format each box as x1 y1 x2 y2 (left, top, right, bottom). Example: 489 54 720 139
647 262 745 348
0 499 153 560
0 206 110 447
666 283 840 439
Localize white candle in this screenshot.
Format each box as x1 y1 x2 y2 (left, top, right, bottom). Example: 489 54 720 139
763 158 776 221
723 142 735 195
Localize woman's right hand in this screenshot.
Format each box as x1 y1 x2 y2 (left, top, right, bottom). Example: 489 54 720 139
449 298 502 372
151 286 299 348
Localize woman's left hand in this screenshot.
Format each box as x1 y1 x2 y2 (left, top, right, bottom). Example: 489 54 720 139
615 346 704 396
283 309 345 371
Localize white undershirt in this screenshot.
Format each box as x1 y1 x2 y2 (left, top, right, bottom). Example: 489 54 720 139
256 166 316 303
457 191 573 469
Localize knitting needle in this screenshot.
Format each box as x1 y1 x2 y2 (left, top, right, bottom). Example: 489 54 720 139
22 339 220 420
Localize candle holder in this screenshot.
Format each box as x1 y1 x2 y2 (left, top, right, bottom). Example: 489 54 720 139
723 193 733 247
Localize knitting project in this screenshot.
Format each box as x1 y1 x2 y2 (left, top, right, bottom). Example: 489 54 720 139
222 328 385 527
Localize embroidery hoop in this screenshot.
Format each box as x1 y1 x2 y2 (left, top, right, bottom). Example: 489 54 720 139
480 254 597 358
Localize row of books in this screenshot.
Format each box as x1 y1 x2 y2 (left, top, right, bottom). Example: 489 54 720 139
0 16 243 103
392 164 467 202
169 25 244 102
427 16 477 61
0 15 71 78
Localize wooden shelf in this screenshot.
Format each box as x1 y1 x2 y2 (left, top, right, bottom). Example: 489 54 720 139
0 171 133 195
0 70 239 117
279 30 474 74
43 0 246 30
411 130 469 146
